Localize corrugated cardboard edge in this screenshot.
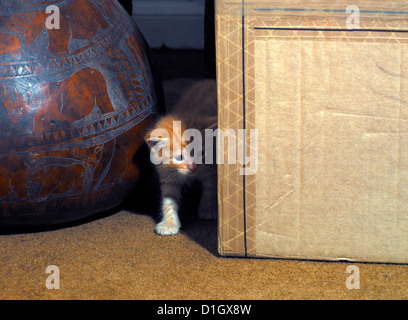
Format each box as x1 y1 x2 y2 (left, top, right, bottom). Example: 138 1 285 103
216 0 257 257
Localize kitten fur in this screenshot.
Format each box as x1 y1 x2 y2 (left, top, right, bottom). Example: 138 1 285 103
145 79 218 236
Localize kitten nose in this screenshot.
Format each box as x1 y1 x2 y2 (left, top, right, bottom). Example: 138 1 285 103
188 162 197 172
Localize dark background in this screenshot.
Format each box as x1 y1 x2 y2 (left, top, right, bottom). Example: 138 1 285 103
117 0 216 79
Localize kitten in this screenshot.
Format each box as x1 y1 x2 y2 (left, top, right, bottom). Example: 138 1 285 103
145 79 218 236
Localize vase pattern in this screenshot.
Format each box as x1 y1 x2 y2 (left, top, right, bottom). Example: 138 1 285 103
0 0 158 225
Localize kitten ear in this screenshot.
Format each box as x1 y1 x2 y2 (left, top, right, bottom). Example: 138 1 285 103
145 135 169 150
145 126 171 150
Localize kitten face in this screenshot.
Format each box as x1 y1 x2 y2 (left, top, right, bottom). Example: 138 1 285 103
145 117 198 177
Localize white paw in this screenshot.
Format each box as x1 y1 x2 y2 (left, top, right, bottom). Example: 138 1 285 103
155 220 181 236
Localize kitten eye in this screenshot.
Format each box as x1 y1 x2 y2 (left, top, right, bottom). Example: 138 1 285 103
173 154 184 163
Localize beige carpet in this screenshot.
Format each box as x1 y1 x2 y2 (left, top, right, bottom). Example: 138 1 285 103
1 209 408 300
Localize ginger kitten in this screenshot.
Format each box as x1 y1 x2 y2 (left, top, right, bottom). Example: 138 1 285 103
145 79 217 235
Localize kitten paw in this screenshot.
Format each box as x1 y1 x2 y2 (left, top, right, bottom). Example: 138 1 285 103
155 220 181 236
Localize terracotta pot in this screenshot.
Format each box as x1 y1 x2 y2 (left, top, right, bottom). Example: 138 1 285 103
0 0 161 226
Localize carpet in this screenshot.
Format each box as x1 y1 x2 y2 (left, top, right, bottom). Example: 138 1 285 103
1 49 408 301
1 210 408 300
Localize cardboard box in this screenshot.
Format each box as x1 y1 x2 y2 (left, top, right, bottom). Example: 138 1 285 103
216 0 408 263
